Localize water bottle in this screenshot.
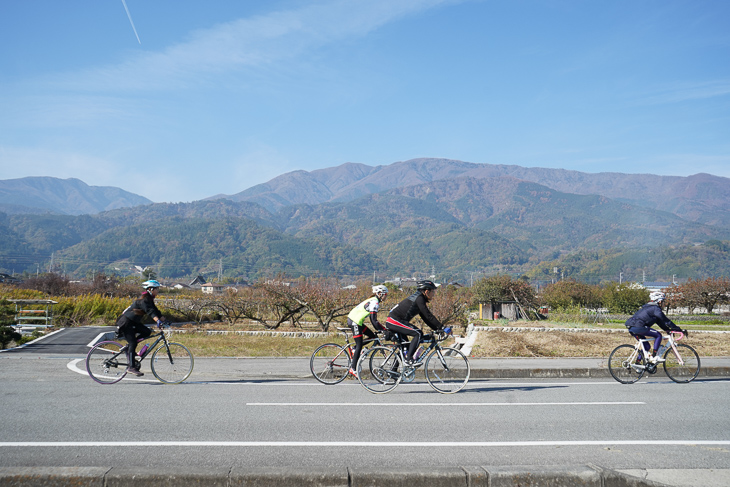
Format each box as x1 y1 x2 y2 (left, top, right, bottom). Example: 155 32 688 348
414 346 424 361
138 344 149 357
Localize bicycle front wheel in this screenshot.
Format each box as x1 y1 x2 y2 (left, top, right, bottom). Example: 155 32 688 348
150 342 194 384
663 344 701 383
424 347 470 394
86 341 127 384
357 346 401 394
310 343 351 384
608 344 645 384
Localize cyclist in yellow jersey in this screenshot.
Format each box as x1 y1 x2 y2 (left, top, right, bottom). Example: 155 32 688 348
346 285 389 378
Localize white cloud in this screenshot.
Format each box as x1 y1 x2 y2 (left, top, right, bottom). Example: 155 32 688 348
54 0 458 93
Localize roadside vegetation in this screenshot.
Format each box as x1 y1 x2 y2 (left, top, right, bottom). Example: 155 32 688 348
2 273 729 357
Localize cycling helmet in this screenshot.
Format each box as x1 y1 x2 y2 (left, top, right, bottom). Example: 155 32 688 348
142 279 161 290
649 291 665 302
416 280 439 291
372 284 388 298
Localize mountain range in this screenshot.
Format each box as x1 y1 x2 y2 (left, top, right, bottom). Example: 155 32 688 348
218 158 730 227
1 160 729 281
0 177 152 216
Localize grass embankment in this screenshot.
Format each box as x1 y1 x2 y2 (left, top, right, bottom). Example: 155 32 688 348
170 320 730 358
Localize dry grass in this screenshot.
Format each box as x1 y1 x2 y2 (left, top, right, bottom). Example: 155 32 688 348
175 333 327 358
470 329 730 358
163 321 730 358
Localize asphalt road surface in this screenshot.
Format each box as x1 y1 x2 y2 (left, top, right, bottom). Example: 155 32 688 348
1 327 729 471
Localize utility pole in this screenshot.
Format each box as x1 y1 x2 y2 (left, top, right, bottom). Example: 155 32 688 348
642 270 646 283
619 272 623 284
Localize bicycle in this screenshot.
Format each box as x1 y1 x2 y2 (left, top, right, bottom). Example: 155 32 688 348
608 330 700 384
357 326 470 394
310 327 385 385
86 324 194 384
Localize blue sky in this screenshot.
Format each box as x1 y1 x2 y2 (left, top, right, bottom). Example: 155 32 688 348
1 0 729 202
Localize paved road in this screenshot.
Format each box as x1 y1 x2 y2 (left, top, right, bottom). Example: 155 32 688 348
1 326 107 356
2 327 729 487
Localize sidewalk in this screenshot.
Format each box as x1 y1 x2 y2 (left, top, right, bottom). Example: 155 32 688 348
181 356 730 381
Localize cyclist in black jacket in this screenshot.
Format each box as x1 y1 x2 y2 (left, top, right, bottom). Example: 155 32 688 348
625 291 684 364
386 280 444 366
115 280 166 376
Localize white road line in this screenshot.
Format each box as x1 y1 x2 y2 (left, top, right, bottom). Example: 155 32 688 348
68 358 158 383
247 402 645 406
1 440 728 448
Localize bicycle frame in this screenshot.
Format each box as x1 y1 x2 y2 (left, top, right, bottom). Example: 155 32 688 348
106 327 175 370
630 331 685 371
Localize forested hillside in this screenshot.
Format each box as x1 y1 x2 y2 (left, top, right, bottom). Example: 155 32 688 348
57 217 383 278
2 159 730 282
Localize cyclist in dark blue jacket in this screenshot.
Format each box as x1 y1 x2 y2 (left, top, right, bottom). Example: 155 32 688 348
625 291 683 364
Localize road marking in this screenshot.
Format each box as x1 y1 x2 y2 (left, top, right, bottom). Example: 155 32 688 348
247 402 645 406
68 358 159 383
1 440 728 447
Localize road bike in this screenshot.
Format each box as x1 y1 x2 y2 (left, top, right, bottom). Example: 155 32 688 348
357 326 470 394
608 330 700 384
310 327 385 385
86 324 194 384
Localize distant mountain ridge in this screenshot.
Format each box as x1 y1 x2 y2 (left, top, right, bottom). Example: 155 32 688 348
2 160 730 280
219 158 730 227
0 177 152 215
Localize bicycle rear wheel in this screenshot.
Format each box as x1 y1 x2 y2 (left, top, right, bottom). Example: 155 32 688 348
150 342 194 384
663 344 700 383
424 347 470 394
608 344 645 384
310 343 351 384
357 346 401 394
86 341 127 384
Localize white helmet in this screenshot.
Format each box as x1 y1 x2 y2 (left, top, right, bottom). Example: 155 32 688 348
372 284 388 298
650 291 665 302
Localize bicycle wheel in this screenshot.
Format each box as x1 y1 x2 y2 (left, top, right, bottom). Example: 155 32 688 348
663 344 701 383
86 341 127 384
608 344 645 384
357 346 401 394
424 347 470 394
310 343 351 384
150 342 194 384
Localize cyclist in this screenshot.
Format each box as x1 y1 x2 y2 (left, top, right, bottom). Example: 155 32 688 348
115 279 166 376
346 284 388 378
624 291 684 364
386 279 444 366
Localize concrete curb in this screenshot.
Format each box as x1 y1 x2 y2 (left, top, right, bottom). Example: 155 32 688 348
468 366 730 379
0 464 674 486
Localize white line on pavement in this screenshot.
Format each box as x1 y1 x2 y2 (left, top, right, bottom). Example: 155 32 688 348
1 440 728 447
246 402 645 406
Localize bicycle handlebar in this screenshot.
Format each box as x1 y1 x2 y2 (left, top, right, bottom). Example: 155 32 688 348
669 330 685 341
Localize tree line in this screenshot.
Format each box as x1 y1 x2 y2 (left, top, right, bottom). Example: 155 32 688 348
1 273 728 343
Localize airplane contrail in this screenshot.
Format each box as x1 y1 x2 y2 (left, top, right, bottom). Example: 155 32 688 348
121 0 141 44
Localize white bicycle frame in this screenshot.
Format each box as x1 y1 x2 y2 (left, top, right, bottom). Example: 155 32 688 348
630 331 686 371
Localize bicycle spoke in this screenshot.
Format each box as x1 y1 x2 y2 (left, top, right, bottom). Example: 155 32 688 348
424 347 470 393
86 341 127 384
608 344 644 384
310 343 351 385
150 342 194 384
663 344 701 383
358 346 401 394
